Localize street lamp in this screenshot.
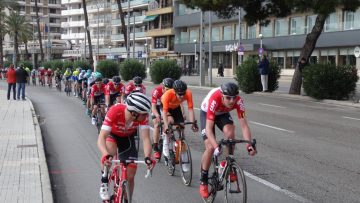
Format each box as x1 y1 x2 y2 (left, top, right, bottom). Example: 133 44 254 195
259 33 263 58
109 45 112 59
76 47 79 61
194 39 197 75
144 43 148 68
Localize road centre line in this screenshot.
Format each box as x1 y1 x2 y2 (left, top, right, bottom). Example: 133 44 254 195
259 103 287 109
342 116 360 121
250 121 295 133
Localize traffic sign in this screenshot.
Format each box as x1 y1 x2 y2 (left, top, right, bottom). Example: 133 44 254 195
238 45 245 52
258 48 264 54
354 46 360 58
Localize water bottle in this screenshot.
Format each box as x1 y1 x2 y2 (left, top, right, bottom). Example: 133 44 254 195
218 160 226 175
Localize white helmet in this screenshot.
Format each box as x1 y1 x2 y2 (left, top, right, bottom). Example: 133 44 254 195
126 92 151 114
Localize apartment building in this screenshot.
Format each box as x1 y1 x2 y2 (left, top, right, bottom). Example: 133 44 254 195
174 3 360 77
4 0 65 64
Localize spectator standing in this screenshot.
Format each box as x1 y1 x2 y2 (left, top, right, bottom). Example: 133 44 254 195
217 63 224 77
258 55 270 92
6 64 17 100
16 64 29 100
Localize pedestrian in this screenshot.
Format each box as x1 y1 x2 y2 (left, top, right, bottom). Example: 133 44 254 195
258 55 270 92
188 62 192 76
6 64 17 100
217 63 224 77
16 64 29 100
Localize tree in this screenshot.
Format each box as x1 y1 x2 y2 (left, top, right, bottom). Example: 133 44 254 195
5 11 29 68
182 0 360 95
34 0 44 62
19 23 33 61
115 0 128 51
82 0 94 66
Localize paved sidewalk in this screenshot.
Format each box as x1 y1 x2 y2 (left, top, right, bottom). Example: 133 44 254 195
0 90 53 203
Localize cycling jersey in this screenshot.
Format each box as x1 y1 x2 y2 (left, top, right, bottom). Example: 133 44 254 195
151 85 164 105
31 70 37 78
161 89 193 113
40 69 46 76
105 81 125 96
90 83 106 98
101 103 149 137
46 70 53 77
64 70 72 77
125 82 146 95
200 87 245 120
73 70 79 77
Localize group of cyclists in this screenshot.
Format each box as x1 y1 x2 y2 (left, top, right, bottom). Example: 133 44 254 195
93 75 257 201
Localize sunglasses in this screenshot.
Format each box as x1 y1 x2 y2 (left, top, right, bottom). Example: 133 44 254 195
114 83 120 85
224 95 236 101
95 82 102 85
177 92 185 96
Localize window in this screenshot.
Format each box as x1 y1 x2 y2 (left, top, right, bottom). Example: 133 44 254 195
306 15 316 33
247 25 256 39
260 22 273 37
162 14 173 29
212 27 220 41
235 24 245 39
49 0 57 4
50 8 57 13
275 19 288 36
189 29 199 43
290 17 305 35
154 36 167 49
325 12 339 32
19 6 25 12
180 32 188 43
344 10 360 30
223 25 233 41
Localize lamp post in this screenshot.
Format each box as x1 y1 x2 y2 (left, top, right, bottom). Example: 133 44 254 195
76 47 79 61
109 45 112 59
194 39 197 75
259 33 263 58
144 42 148 68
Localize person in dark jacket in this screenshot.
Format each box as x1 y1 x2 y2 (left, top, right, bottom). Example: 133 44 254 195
217 63 224 77
6 64 16 100
258 55 270 92
16 64 29 100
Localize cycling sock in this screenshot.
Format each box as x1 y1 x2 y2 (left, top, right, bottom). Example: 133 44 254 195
200 169 209 184
152 143 159 151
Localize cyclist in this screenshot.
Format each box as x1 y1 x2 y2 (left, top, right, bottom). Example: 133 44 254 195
198 82 257 199
150 78 174 159
39 67 46 85
72 68 80 96
86 71 98 115
161 80 198 158
105 76 125 109
31 68 37 85
90 76 106 125
54 68 62 88
63 68 72 92
124 76 146 98
46 68 53 87
25 67 31 85
97 92 155 201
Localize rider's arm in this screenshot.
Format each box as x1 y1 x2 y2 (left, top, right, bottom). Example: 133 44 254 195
140 127 152 158
90 86 95 106
151 103 160 119
185 90 196 122
239 117 251 142
161 91 170 131
151 89 161 119
97 129 111 156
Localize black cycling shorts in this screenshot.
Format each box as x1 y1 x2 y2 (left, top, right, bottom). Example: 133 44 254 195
200 110 234 140
110 93 121 105
108 133 138 161
94 94 105 105
167 106 184 124
151 105 162 119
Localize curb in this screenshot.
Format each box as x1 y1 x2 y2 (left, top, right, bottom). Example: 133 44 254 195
28 99 54 203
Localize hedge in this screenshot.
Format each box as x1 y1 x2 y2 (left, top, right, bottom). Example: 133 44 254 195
119 59 146 81
97 60 120 78
149 59 182 84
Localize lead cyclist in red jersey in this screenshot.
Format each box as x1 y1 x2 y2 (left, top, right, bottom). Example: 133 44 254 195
105 76 125 108
124 76 146 98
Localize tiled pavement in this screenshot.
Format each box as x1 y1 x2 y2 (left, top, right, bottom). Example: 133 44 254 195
0 90 53 203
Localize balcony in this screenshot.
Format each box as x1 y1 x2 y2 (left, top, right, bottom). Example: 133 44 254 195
146 7 173 16
111 0 149 11
61 0 82 4
88 18 112 28
87 3 112 13
112 15 146 26
61 33 86 40
49 13 62 18
61 8 84 16
61 20 85 28
111 32 146 41
48 3 62 8
146 28 174 37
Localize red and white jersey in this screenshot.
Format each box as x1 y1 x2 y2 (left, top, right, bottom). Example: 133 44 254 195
105 81 125 96
90 83 106 98
101 104 149 137
201 88 245 120
40 69 46 76
151 85 164 105
125 82 146 95
46 69 53 77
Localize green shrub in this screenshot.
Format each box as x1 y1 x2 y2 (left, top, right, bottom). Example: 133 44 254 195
63 61 73 71
73 60 91 70
235 57 281 93
302 63 359 100
4 61 12 68
19 60 33 70
150 59 182 84
41 61 52 69
51 60 64 71
119 59 146 81
97 60 120 78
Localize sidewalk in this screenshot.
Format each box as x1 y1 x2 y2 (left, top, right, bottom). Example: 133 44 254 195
0 90 53 202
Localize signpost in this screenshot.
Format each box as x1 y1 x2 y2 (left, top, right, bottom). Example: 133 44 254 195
354 46 360 58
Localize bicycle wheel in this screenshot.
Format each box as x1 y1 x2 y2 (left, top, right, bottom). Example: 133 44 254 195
96 110 103 133
119 180 131 203
165 149 175 176
179 139 192 186
223 163 247 203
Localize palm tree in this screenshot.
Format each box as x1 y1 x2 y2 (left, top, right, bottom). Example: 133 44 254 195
0 0 19 68
82 0 94 66
19 23 33 61
34 0 44 62
5 11 29 68
116 0 128 50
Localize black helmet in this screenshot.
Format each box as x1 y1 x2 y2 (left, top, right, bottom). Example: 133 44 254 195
112 76 121 83
173 80 187 94
133 76 142 85
95 77 103 82
102 78 109 85
220 82 239 96
162 78 174 89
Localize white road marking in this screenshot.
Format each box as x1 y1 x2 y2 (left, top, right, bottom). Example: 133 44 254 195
244 171 314 203
259 103 287 109
342 116 360 121
250 121 295 133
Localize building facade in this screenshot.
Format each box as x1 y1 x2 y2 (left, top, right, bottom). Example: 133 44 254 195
173 3 360 77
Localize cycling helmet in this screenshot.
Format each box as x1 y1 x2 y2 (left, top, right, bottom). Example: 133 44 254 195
102 78 109 85
87 69 91 73
94 72 102 79
126 92 151 114
66 68 71 71
173 80 187 94
133 76 142 85
95 77 102 82
162 78 174 89
112 76 121 83
220 82 239 96
81 70 86 74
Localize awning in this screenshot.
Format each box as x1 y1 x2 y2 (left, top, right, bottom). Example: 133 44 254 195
143 15 158 22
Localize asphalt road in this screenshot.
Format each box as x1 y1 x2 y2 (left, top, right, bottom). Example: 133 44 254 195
13 80 360 203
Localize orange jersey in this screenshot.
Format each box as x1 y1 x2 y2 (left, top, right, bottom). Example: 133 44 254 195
161 89 193 112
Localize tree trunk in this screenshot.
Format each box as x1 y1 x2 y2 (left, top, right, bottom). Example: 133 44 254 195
82 0 94 66
35 0 44 62
25 42 30 60
289 13 327 95
0 15 3 69
13 33 18 68
116 0 128 49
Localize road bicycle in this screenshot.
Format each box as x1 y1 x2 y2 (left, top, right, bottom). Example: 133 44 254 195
95 102 106 133
102 159 153 203
55 76 62 92
204 138 256 203
164 121 196 186
64 79 72 96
